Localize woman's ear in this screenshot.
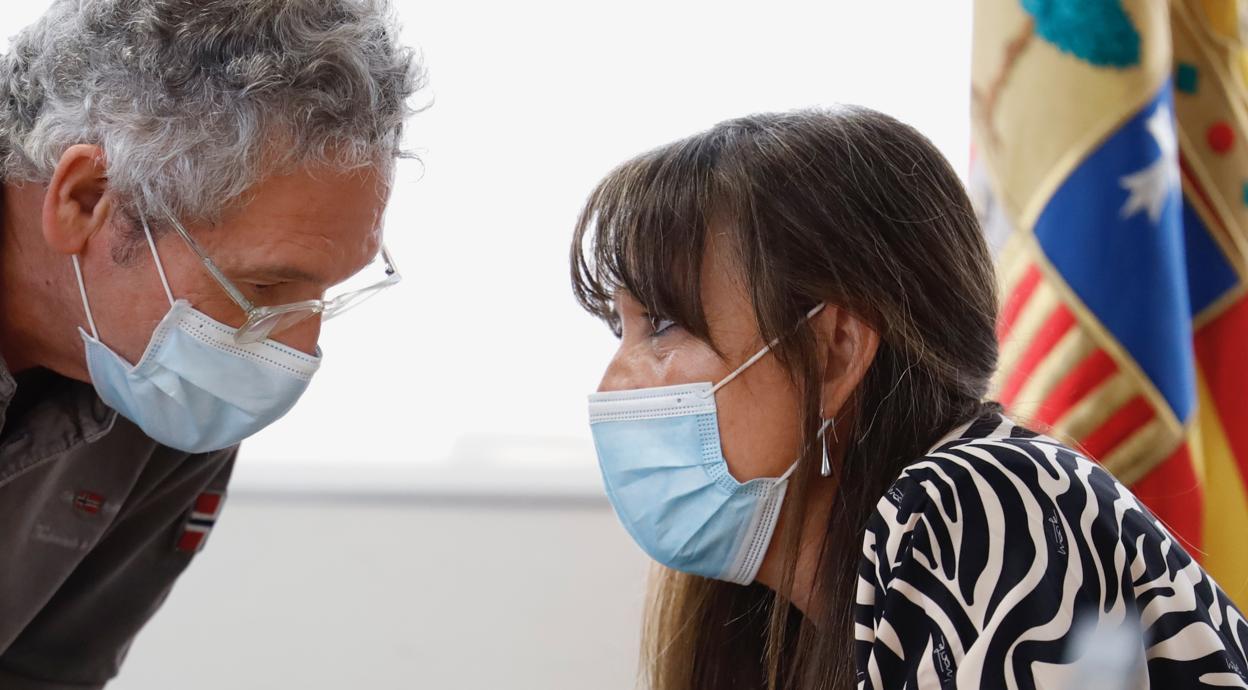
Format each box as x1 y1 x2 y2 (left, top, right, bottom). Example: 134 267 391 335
41 144 114 256
813 305 880 418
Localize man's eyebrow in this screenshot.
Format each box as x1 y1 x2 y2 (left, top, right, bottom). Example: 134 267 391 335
238 264 325 283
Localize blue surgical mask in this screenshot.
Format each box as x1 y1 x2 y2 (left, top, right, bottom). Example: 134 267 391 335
71 226 321 454
587 305 824 584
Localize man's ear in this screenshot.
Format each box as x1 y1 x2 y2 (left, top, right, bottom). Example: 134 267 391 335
813 305 881 418
41 144 114 256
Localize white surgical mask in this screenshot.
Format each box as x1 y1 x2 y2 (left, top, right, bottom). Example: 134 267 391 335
72 224 320 454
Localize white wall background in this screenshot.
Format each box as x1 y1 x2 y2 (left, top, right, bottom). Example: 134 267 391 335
112 497 651 690
240 0 976 485
0 0 974 687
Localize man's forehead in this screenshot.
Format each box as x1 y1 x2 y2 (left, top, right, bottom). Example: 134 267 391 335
192 209 380 284
210 167 385 229
221 228 381 279
172 163 387 280
225 163 388 223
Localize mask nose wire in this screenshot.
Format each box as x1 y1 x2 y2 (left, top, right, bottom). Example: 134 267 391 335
139 215 176 307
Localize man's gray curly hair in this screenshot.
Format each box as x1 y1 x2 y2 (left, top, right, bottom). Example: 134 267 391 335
0 0 424 225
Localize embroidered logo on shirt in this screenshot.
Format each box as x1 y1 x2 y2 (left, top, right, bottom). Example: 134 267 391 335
32 522 95 551
931 631 956 687
1227 655 1246 681
72 490 106 517
175 490 224 554
33 489 115 550
1048 508 1068 556
58 488 118 519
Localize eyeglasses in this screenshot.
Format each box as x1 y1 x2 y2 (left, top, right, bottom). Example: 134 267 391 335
157 213 401 345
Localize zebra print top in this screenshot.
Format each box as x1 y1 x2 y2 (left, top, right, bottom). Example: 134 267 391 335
854 413 1248 689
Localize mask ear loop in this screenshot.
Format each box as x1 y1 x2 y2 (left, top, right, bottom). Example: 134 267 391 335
70 214 178 341
778 453 801 483
71 256 100 339
707 302 829 398
703 302 832 482
709 342 778 396
139 213 176 306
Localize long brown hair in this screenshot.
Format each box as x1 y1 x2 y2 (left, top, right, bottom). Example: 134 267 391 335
570 107 1001 689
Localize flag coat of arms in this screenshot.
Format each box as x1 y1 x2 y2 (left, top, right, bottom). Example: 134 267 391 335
972 0 1248 605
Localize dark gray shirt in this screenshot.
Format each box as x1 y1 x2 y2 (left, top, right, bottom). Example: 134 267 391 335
0 360 235 688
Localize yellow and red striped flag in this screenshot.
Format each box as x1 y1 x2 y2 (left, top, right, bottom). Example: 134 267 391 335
971 0 1248 605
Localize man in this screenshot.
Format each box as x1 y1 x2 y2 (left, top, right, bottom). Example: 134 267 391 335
0 0 421 686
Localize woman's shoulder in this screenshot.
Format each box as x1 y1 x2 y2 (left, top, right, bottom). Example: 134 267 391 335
863 413 1165 569
855 413 1247 689
857 413 1104 588
857 411 1201 630
910 413 1091 480
878 413 1123 528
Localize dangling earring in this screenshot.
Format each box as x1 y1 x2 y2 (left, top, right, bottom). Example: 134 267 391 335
819 416 838 477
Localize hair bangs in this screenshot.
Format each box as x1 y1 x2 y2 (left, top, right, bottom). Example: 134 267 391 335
571 136 723 341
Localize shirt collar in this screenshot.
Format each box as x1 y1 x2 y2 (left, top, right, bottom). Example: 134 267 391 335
926 411 1014 455
0 347 117 474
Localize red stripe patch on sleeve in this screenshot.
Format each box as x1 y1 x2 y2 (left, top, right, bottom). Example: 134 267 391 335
176 526 209 554
193 491 224 519
175 490 226 554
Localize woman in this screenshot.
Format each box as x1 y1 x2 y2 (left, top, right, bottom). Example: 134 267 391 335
571 107 1248 689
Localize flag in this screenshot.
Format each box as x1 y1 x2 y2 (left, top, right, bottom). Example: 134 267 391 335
971 0 1248 605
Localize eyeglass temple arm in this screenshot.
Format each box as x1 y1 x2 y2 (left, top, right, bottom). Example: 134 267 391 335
199 255 257 312
381 244 399 278
164 215 257 312
167 210 398 313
